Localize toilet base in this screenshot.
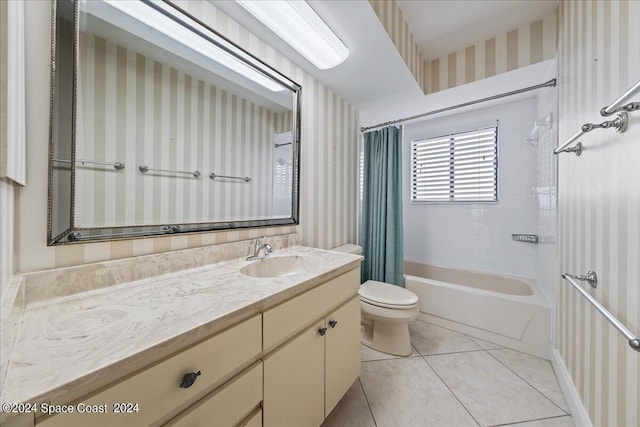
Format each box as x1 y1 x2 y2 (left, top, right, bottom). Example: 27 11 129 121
361 315 414 356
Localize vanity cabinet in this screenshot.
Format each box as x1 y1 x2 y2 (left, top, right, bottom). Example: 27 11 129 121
37 315 262 427
263 269 361 427
33 267 361 427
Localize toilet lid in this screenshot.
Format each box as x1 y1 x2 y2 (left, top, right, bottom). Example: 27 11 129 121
359 280 418 308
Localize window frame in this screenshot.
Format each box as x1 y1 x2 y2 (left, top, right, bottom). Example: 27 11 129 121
409 125 499 204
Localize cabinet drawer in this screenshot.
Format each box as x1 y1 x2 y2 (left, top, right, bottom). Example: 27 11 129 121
37 314 261 427
263 268 359 352
166 362 262 427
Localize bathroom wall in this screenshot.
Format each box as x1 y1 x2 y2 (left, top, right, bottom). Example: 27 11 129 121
423 14 557 95
402 97 539 277
556 1 639 426
12 0 359 275
0 179 15 301
367 0 425 92
368 0 557 96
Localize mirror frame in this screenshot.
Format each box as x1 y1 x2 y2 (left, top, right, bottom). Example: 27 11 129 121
47 0 301 245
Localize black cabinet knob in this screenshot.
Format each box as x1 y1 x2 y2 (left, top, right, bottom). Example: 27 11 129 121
318 327 328 336
180 371 201 388
329 320 338 328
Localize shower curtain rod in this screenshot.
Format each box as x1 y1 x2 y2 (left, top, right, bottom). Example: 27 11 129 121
360 78 557 133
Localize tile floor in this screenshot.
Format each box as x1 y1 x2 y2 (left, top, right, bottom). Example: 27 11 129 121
323 320 573 427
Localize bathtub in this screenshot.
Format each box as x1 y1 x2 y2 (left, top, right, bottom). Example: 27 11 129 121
404 261 550 359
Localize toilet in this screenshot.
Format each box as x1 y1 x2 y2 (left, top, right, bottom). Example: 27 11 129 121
332 245 419 356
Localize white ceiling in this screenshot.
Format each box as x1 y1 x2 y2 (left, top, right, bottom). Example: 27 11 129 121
397 0 559 61
211 0 558 120
211 0 418 106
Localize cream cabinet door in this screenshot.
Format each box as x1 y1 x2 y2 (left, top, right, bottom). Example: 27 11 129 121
324 296 361 417
263 321 325 427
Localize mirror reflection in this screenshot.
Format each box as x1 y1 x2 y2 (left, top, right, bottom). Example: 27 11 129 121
49 0 300 244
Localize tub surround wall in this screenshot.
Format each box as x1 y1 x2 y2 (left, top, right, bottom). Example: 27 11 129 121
403 98 539 278
12 0 358 277
556 1 639 426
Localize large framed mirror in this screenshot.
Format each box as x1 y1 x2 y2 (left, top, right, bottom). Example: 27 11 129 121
48 0 301 245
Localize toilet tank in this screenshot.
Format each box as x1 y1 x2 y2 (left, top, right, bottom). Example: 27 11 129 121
332 244 363 256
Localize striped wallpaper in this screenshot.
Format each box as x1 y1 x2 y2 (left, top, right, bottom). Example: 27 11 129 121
74 33 284 227
14 1 359 274
557 1 639 426
368 0 425 93
424 14 557 94
368 0 557 96
0 179 15 301
0 0 27 186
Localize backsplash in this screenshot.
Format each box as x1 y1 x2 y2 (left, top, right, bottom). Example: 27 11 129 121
22 233 298 304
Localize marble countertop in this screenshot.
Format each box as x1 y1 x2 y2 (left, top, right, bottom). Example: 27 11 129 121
0 245 362 409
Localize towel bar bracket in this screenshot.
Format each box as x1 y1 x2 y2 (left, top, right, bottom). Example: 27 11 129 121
582 112 628 133
557 142 582 156
601 102 640 117
575 270 598 288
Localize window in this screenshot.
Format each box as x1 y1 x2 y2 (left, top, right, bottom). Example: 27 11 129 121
411 126 498 202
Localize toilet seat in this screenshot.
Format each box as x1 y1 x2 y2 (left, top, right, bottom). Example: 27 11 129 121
360 280 418 310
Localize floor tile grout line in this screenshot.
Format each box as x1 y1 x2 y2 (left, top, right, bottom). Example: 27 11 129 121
414 318 504 349
487 414 573 426
415 319 508 350
361 344 422 362
357 377 378 427
485 349 570 415
420 355 482 427
414 348 487 358
362 346 486 363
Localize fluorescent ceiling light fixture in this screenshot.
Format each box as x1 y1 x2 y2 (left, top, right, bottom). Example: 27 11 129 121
102 0 285 92
237 1 349 70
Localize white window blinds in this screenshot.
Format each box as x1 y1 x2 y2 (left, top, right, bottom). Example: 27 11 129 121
411 126 498 202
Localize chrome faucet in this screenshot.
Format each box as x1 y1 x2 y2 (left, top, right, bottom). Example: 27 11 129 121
247 237 273 261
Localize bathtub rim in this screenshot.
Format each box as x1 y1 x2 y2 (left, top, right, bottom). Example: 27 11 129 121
403 261 549 307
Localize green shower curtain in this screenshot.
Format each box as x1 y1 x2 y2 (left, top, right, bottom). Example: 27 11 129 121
360 126 404 287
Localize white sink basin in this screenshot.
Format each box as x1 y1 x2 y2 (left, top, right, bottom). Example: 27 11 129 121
240 255 313 278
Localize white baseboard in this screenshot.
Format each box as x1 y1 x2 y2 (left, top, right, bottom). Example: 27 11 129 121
549 347 592 427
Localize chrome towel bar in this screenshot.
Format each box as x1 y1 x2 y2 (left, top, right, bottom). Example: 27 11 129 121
556 80 638 156
562 273 640 352
554 112 628 156
139 165 201 178
601 80 640 116
553 130 584 155
53 158 125 170
209 172 251 182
